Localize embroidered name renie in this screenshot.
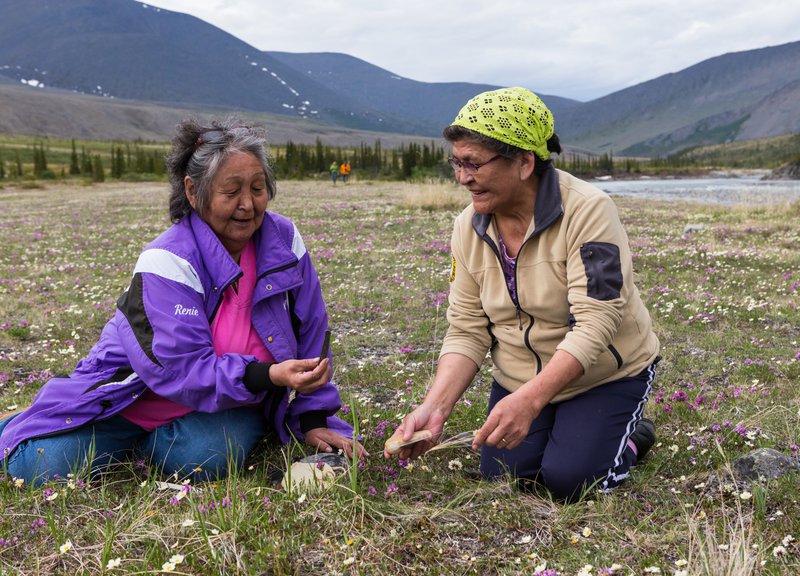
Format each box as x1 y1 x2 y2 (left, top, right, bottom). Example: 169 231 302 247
174 304 200 316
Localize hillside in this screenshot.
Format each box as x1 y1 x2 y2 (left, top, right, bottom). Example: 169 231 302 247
268 52 582 131
557 42 800 155
0 0 415 134
0 83 439 147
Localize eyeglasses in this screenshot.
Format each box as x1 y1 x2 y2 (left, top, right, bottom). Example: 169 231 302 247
447 154 503 175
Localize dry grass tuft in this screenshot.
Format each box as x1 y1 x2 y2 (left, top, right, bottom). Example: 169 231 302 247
398 181 468 212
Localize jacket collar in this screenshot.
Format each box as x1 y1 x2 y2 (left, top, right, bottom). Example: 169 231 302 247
187 211 241 288
185 210 300 285
472 164 563 239
254 212 300 277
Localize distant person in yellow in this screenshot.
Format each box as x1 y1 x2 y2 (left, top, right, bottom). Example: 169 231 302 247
329 161 339 185
339 160 351 183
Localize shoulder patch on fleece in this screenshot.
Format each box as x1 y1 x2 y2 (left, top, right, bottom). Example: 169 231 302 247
580 242 622 300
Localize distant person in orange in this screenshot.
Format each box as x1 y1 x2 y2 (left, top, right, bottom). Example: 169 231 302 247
339 160 351 183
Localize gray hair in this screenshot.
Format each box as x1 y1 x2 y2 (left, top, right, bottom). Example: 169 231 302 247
166 117 276 222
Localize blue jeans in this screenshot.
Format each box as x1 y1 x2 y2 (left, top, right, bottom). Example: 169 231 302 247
480 363 656 502
0 407 267 486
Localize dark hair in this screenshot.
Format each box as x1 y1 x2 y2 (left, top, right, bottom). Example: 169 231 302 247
442 125 562 177
166 117 276 223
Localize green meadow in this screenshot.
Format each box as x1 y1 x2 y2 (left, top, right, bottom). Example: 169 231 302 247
0 179 798 575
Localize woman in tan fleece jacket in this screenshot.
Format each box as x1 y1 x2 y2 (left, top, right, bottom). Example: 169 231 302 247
385 87 660 501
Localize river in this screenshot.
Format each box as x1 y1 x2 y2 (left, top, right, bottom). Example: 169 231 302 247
592 175 800 205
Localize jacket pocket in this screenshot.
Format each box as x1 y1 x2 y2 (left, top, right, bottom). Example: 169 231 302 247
607 344 623 369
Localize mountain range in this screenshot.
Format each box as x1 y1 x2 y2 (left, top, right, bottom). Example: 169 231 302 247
1 0 798 156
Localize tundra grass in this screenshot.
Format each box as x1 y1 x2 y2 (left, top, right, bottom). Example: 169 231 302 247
0 180 798 575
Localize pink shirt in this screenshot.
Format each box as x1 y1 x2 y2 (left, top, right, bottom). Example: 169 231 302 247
120 240 274 431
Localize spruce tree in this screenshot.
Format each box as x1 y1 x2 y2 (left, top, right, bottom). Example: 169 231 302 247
111 146 124 178
69 139 80 175
92 155 105 182
33 144 43 178
80 147 93 175
116 146 126 176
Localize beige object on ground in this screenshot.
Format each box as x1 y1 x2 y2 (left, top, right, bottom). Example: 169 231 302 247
281 461 337 493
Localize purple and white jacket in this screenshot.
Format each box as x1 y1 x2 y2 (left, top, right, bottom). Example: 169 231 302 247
1 210 351 457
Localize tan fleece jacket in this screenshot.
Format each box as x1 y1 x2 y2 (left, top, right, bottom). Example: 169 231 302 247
440 167 660 402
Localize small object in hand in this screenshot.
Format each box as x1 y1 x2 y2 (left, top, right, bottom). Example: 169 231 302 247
425 430 478 453
319 330 331 363
384 429 433 455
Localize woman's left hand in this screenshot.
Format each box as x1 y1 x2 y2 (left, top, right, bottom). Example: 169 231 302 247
269 358 331 395
473 351 585 450
304 428 369 461
473 393 539 450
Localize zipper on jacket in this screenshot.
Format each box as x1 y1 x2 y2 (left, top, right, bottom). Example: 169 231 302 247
258 260 298 280
481 230 526 330
482 230 542 366
83 368 136 394
209 271 243 321
505 237 544 367
522 310 543 373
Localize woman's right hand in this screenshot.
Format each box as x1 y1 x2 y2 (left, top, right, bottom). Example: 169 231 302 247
268 358 330 395
383 403 448 461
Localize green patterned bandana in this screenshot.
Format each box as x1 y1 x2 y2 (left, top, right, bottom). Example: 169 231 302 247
451 87 555 160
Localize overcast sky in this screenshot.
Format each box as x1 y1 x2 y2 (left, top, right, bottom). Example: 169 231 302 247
141 0 799 102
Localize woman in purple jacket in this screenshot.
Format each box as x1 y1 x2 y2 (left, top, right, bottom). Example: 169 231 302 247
0 118 362 486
